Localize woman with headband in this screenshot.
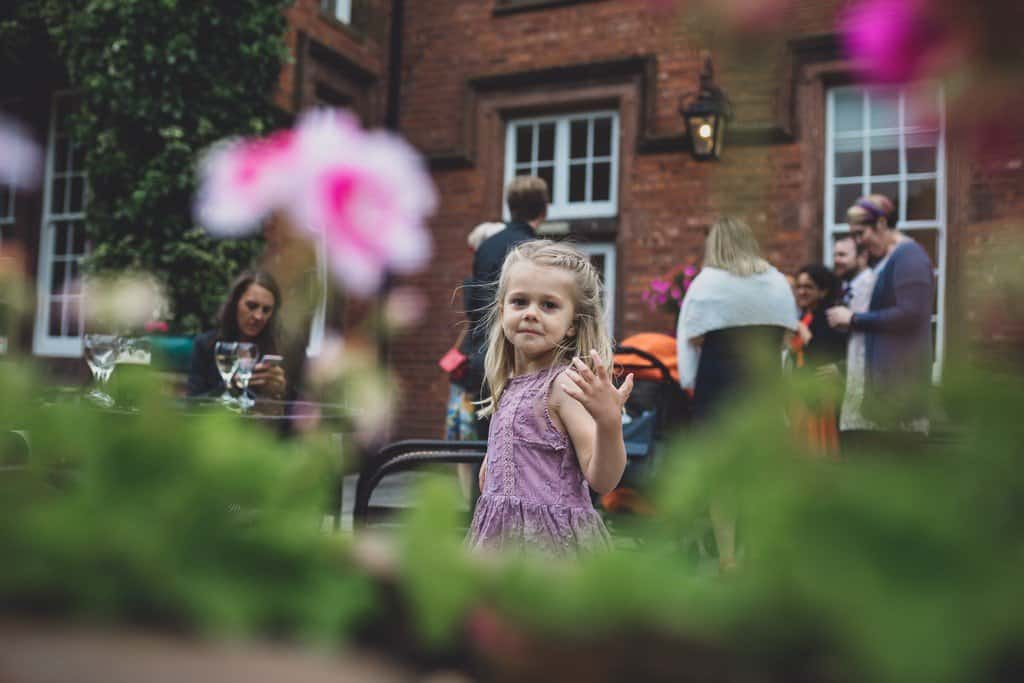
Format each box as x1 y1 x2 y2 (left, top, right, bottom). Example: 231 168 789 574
826 194 935 453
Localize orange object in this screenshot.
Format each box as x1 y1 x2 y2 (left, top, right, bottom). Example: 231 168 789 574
614 333 679 383
600 487 656 516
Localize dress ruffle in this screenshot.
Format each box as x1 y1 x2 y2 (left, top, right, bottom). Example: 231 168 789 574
467 494 612 557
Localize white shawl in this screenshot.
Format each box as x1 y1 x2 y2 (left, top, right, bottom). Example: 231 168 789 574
675 266 798 389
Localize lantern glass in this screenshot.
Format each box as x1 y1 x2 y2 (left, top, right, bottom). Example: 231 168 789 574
686 112 722 159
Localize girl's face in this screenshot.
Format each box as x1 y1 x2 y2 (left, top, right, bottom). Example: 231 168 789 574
236 283 276 340
500 261 577 373
795 273 825 311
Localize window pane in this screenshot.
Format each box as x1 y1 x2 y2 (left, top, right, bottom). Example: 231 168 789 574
66 298 81 337
593 117 612 157
906 179 936 220
515 125 533 165
50 261 65 295
592 162 611 201
570 120 588 159
538 123 555 162
569 163 587 202
55 221 69 256
72 222 87 255
869 91 899 130
834 183 861 220
0 187 10 219
69 176 85 214
51 177 66 214
515 166 531 176
870 181 899 209
834 90 862 133
49 300 62 336
55 138 69 173
68 261 82 294
870 135 899 176
906 132 938 173
906 228 938 268
70 143 84 172
834 138 862 177
537 166 554 199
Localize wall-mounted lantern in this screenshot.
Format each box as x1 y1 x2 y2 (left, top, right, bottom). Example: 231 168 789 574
679 52 732 161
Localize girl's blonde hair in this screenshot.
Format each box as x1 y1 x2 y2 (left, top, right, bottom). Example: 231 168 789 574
703 216 770 277
477 240 612 418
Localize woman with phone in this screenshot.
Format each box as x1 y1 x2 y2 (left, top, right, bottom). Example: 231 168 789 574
187 270 288 399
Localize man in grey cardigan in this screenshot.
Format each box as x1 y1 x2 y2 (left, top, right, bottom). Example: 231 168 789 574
827 194 935 453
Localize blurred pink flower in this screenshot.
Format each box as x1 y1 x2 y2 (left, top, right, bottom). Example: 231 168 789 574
194 130 298 235
0 114 42 189
383 285 427 331
290 110 436 296
144 320 169 334
195 108 437 296
839 0 952 84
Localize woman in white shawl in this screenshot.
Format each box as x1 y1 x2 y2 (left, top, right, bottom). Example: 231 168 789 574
675 216 797 572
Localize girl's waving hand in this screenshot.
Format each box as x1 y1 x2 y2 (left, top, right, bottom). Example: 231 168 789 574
551 350 633 494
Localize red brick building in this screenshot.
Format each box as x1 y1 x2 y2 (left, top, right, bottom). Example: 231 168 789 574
4 1 1022 438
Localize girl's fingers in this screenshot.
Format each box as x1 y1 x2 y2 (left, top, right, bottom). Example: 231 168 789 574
618 373 635 402
589 349 608 382
572 356 596 383
561 381 584 401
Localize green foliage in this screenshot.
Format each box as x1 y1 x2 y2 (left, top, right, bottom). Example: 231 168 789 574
33 1 292 333
0 362 374 639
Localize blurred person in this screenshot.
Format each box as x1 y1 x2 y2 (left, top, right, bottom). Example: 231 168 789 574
676 217 797 571
826 194 935 452
187 270 287 399
833 234 867 306
467 240 633 557
788 264 848 455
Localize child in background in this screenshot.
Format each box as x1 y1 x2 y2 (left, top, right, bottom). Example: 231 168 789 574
466 240 634 557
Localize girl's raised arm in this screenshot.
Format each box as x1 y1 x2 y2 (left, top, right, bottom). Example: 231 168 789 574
551 350 633 495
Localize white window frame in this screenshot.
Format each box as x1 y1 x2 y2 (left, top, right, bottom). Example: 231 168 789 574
503 111 619 220
306 230 328 358
33 92 88 357
324 0 352 24
578 242 616 336
824 84 947 382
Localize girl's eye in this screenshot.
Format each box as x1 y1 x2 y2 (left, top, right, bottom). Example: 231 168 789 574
542 301 558 310
246 302 259 311
510 297 526 306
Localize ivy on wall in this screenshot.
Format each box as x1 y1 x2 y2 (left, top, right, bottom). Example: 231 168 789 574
33 0 293 333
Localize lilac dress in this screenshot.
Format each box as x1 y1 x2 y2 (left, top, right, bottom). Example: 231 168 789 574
467 365 612 557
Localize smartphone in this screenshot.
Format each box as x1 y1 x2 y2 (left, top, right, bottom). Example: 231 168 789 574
261 354 284 368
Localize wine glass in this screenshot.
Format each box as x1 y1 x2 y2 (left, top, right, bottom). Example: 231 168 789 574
234 342 259 413
83 334 120 408
213 341 239 405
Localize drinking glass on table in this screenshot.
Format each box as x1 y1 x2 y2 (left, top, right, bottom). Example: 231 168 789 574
234 342 259 413
213 341 239 405
83 334 121 408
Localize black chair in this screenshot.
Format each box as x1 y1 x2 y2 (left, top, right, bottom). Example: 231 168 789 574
352 439 487 529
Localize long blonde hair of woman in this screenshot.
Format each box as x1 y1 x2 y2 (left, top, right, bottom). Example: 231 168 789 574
703 216 770 277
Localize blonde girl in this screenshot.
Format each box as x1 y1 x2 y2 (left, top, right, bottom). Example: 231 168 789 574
466 240 633 556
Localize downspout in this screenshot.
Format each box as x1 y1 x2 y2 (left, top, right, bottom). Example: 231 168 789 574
385 0 404 130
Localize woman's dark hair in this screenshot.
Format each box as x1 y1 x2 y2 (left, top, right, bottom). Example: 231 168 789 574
217 270 282 353
797 263 841 307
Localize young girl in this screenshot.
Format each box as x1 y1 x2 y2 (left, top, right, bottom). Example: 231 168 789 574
466 240 634 557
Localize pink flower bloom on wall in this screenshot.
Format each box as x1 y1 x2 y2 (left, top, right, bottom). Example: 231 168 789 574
839 0 951 84
194 108 437 296
194 129 298 235
0 114 42 189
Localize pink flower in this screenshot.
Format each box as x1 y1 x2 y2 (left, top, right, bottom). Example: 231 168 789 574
144 320 169 334
0 114 42 189
650 279 670 294
290 110 436 296
683 266 697 278
670 287 682 300
839 0 951 84
195 108 437 296
194 130 298 235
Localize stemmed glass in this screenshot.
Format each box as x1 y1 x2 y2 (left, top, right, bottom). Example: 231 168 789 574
213 341 239 405
83 334 121 408
234 343 259 413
